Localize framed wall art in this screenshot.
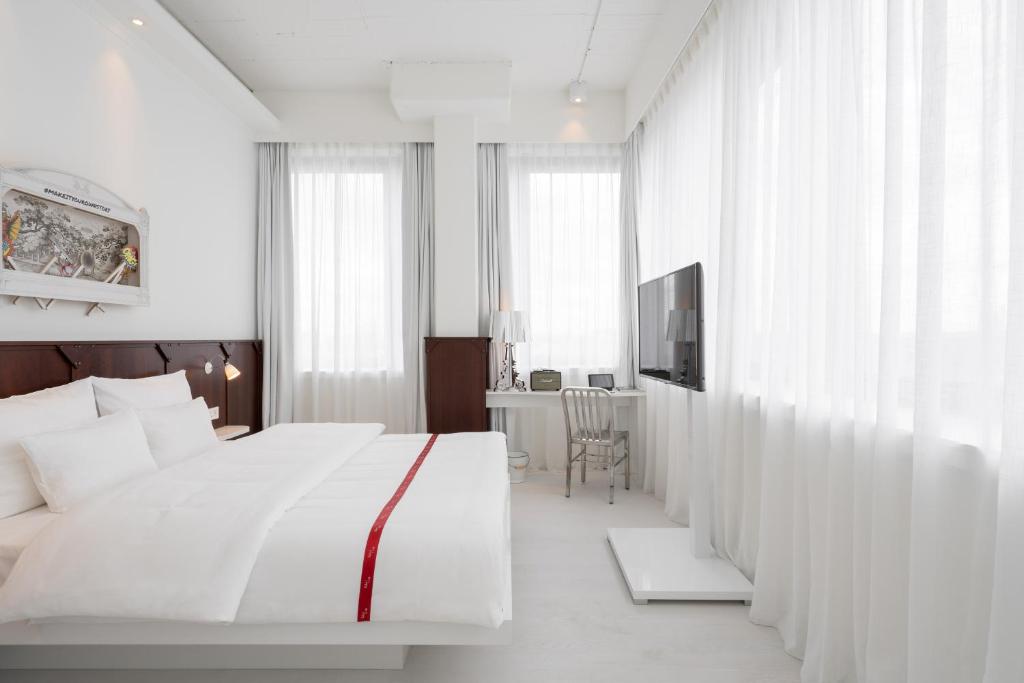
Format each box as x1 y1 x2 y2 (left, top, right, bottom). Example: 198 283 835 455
0 167 149 314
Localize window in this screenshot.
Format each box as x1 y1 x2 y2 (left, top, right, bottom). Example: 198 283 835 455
508 143 622 375
290 144 403 374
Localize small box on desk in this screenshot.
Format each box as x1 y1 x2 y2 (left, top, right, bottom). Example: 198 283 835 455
530 370 561 391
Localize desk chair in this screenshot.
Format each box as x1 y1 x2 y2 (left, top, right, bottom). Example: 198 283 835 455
560 387 630 504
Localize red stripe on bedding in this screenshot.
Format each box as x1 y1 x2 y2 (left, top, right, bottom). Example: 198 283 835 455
357 433 439 622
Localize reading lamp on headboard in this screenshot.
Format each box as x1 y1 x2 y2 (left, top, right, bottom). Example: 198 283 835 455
202 343 243 381
224 362 241 381
202 359 242 381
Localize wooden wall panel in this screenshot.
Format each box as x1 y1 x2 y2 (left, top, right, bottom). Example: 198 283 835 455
61 343 165 382
0 346 72 397
164 342 228 429
0 340 263 433
424 337 489 433
224 341 261 432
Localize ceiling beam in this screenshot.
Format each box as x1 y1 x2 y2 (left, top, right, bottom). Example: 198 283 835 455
80 0 279 134
389 62 512 123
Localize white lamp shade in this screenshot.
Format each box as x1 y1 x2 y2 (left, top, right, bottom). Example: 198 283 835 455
490 310 530 343
224 362 241 381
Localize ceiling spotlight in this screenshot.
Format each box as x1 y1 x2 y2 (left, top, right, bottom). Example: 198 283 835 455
569 80 587 105
131 18 145 26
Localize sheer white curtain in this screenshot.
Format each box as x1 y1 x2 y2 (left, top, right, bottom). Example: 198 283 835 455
638 0 1024 681
289 143 411 430
504 143 623 470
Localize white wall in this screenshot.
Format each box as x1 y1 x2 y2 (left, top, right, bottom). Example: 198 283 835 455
0 0 256 341
256 90 625 144
433 116 480 336
479 90 625 143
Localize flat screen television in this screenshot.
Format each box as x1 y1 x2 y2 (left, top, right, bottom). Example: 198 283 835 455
638 262 705 391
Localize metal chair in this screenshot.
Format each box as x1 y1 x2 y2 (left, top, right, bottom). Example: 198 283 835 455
560 387 630 504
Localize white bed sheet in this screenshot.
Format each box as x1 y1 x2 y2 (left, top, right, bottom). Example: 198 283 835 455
236 432 512 627
0 426 511 630
0 506 58 585
0 423 386 624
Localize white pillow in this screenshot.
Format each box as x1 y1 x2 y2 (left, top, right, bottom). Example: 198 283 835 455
136 397 219 468
20 411 157 513
93 370 192 416
0 379 99 518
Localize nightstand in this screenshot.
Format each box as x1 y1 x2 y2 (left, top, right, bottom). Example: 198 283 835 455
215 425 250 441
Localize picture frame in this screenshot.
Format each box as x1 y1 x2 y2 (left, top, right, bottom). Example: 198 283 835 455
0 167 149 311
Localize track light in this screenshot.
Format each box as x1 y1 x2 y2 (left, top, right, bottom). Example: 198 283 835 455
569 80 587 105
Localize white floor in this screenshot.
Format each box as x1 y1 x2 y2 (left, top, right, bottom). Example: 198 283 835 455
4 471 801 683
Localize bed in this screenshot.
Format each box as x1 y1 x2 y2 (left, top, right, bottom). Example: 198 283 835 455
0 506 57 585
0 342 511 670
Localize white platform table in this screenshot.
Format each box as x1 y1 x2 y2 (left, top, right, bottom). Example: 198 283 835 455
607 528 753 604
485 388 645 408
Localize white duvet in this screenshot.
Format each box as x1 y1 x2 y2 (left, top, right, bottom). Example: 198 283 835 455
0 424 511 629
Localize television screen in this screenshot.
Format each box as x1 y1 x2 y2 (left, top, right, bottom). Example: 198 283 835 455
638 262 705 391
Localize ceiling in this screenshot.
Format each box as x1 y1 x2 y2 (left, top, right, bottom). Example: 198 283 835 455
157 0 669 92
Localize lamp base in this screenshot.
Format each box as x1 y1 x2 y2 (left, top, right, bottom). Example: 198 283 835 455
509 347 526 392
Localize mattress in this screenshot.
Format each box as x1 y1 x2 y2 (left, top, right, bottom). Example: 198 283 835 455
0 506 58 584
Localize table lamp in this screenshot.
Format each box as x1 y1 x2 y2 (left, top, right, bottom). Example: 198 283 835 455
490 310 529 391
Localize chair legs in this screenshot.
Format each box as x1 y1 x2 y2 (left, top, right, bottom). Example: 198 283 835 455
608 446 615 505
566 439 630 503
624 434 630 491
565 443 573 498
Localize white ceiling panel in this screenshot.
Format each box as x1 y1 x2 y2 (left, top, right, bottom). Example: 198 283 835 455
158 0 669 91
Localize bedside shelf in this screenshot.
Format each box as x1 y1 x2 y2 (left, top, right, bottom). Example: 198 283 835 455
215 425 250 441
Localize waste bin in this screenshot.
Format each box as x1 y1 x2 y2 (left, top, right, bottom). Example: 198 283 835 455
508 451 529 484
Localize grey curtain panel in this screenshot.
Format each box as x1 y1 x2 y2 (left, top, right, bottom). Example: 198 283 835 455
477 143 514 433
618 125 642 389
256 142 295 427
401 142 435 432
477 143 514 332
477 143 515 392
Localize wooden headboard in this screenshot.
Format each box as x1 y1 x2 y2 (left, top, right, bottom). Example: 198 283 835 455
0 340 263 432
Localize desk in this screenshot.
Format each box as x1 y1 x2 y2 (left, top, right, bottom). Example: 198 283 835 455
485 389 646 477
485 389 645 409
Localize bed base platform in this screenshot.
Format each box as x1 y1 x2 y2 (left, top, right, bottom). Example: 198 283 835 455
0 620 508 670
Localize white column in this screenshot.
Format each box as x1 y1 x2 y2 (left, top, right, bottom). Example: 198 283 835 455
687 391 713 557
432 114 479 336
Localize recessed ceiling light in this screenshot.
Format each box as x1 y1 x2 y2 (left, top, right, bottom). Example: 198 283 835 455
131 18 145 26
